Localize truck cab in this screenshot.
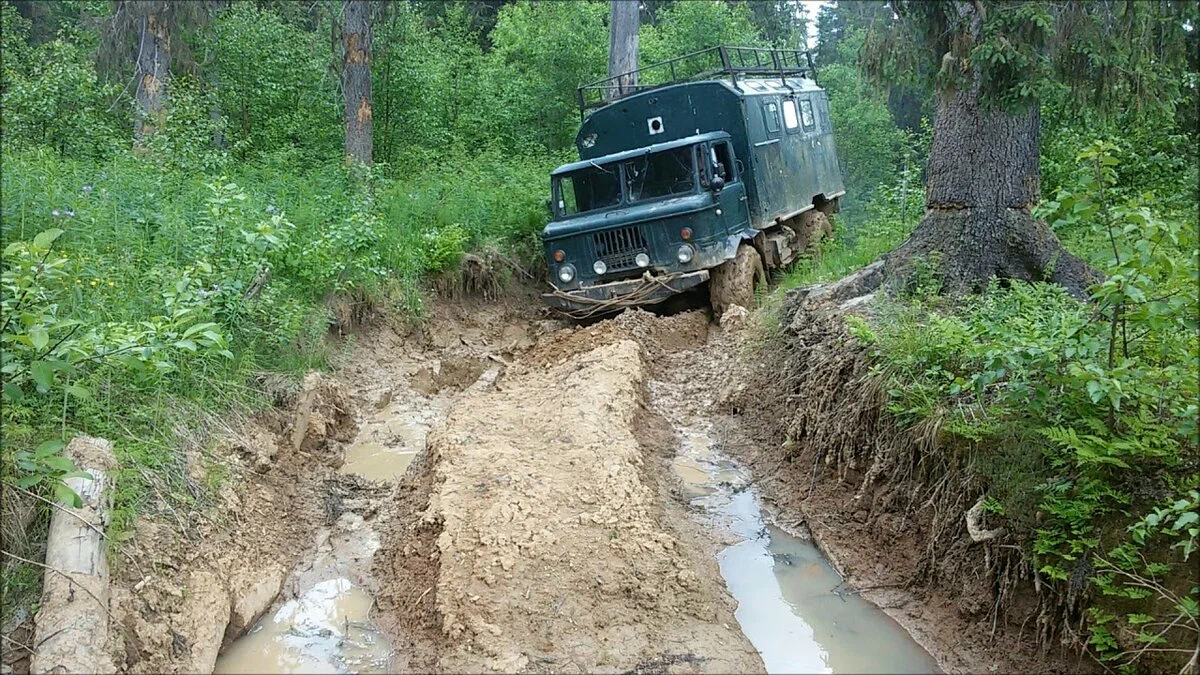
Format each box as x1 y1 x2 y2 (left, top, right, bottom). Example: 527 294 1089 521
542 46 844 318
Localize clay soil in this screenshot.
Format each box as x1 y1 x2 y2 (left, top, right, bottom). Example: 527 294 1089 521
374 309 759 673
19 281 1083 675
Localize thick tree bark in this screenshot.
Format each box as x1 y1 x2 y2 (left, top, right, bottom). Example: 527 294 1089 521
342 0 372 166
883 2 1098 298
132 2 171 148
605 0 639 102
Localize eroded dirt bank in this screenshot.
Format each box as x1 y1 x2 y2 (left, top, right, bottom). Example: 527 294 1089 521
720 292 1096 674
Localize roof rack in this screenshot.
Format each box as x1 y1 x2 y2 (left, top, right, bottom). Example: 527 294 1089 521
577 45 816 115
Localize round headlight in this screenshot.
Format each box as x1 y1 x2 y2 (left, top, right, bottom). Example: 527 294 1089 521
677 244 694 264
635 253 651 268
593 260 607 275
558 264 576 283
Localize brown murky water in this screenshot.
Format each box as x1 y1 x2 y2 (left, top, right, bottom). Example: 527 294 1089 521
340 396 442 480
670 428 938 674
651 335 939 675
341 441 416 480
213 578 392 674
714 489 940 674
217 378 447 672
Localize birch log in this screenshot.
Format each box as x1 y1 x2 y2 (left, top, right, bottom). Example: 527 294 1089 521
30 436 117 675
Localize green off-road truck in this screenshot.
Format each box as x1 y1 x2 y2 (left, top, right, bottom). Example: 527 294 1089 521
541 46 845 319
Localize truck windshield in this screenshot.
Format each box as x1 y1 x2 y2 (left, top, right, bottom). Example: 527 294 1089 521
556 164 621 216
623 146 696 203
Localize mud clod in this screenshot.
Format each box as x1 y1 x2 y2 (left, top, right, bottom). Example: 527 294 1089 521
290 372 358 466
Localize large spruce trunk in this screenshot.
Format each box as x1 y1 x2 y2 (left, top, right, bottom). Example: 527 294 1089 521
342 0 373 166
605 0 639 102
132 2 171 147
883 3 1097 298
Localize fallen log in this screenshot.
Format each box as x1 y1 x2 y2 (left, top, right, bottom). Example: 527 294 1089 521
30 435 117 675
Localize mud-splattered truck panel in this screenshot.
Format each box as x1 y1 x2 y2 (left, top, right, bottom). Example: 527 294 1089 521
542 46 844 318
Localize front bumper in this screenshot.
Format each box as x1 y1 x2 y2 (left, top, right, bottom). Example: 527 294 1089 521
542 270 710 319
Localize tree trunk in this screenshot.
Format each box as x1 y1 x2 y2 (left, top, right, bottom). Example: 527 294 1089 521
883 2 1098 299
342 0 372 167
132 1 170 148
605 0 639 102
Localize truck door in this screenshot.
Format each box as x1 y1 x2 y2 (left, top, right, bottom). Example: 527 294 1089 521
753 98 785 221
811 93 844 198
701 141 749 237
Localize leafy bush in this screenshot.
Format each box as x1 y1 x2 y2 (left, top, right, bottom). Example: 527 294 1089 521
205 2 340 163
858 141 1198 670
0 9 124 158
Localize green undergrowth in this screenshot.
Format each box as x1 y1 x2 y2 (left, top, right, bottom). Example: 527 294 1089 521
840 142 1198 671
778 170 923 291
0 146 554 622
751 164 924 339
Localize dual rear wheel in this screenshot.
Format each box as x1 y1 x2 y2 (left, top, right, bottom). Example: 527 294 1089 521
709 206 836 318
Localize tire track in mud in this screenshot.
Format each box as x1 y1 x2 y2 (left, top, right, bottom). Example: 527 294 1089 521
374 310 760 673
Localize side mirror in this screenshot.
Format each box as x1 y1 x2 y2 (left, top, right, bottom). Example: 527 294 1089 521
710 175 725 193
545 199 553 214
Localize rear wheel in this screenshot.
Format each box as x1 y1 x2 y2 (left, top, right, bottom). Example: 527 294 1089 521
797 209 833 250
709 244 764 317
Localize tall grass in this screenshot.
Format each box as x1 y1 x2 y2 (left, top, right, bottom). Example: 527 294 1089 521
0 145 555 620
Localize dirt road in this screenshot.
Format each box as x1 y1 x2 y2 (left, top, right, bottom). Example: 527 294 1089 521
92 290 968 675
373 308 760 673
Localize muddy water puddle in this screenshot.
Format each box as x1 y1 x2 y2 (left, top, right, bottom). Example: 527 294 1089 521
341 441 417 480
709 488 939 674
219 379 447 671
341 397 441 481
664 401 938 673
214 578 392 674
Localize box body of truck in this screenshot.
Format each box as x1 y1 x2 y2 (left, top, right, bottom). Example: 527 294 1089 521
542 46 844 318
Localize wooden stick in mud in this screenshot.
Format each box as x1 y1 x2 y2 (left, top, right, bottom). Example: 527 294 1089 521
30 435 117 675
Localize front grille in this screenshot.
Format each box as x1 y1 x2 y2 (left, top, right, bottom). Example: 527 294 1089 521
592 225 649 272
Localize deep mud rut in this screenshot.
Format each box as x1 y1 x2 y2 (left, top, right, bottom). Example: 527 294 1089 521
99 289 966 674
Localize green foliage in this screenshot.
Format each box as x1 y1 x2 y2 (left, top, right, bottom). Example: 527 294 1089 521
483 0 610 151
863 1 1198 116
854 141 1198 670
819 29 915 215
204 2 340 163
136 75 229 173
779 159 925 290
641 1 763 63
0 22 124 158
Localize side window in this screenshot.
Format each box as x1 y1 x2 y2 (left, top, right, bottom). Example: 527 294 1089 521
800 99 816 130
710 142 736 182
557 177 578 214
763 101 780 134
782 99 799 130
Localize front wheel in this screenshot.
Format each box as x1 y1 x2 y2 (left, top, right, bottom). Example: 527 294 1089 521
709 244 764 318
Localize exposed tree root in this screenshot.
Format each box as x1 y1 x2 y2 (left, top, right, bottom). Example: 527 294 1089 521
433 249 534 301
884 207 1100 299
965 496 1005 543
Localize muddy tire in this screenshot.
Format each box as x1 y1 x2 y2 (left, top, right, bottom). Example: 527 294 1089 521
797 210 833 250
709 244 764 318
